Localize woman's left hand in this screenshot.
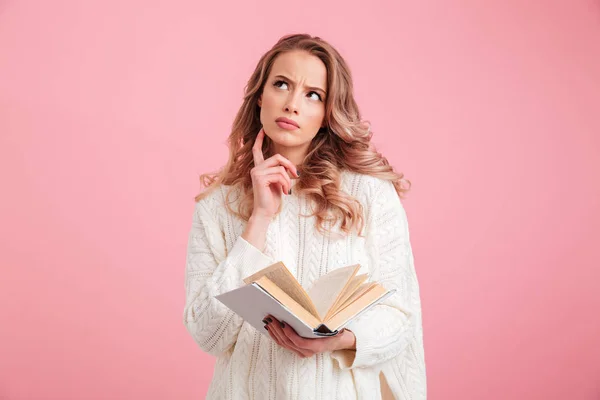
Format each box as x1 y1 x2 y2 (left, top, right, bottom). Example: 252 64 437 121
262 315 356 358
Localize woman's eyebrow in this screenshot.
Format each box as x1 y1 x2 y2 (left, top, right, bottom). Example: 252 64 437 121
274 74 327 95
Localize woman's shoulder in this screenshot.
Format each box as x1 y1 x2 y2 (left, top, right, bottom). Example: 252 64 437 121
340 170 394 201
193 184 229 217
194 182 244 218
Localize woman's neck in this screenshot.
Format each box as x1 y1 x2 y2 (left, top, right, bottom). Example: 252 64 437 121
270 143 309 169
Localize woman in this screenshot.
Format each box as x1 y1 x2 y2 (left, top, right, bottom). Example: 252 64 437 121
183 33 426 399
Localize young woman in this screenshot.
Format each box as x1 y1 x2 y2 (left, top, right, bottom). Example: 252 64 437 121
183 33 426 399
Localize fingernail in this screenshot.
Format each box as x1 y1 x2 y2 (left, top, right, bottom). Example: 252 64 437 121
296 170 300 177
280 321 285 328
288 189 292 195
262 319 268 324
266 317 272 323
264 326 269 330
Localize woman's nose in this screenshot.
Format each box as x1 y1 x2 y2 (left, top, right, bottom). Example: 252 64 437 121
284 93 300 114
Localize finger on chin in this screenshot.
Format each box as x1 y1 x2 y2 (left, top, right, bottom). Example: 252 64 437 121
253 128 265 163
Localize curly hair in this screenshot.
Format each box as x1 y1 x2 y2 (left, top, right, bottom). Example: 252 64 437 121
195 33 411 236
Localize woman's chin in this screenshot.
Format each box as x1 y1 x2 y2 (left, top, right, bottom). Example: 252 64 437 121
269 130 299 145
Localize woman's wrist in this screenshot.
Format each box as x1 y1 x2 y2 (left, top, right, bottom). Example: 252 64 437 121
335 329 356 351
249 212 273 225
241 213 272 251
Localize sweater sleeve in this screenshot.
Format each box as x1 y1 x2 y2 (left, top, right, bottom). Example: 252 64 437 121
183 198 276 356
330 179 420 370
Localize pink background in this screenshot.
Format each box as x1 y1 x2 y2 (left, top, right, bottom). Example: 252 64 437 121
1 0 599 399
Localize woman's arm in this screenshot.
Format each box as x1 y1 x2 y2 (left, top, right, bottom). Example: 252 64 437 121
183 199 275 356
184 128 299 356
241 213 272 251
330 179 421 370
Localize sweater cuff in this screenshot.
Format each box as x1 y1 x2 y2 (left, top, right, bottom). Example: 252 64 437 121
330 319 377 370
330 346 357 370
330 310 414 370
228 236 275 281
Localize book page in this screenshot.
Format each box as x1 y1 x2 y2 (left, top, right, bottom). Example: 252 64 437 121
324 274 368 321
243 262 321 320
254 277 322 327
326 282 378 320
325 284 390 330
306 264 361 320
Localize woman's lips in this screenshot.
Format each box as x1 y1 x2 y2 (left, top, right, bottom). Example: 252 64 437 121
276 121 299 130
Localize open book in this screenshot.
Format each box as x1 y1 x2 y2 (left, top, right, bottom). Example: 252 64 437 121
215 262 396 338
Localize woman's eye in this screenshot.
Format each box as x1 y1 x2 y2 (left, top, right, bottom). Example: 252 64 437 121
274 80 322 101
308 91 322 101
274 80 288 89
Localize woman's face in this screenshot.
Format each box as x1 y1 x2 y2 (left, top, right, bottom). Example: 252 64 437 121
258 50 327 156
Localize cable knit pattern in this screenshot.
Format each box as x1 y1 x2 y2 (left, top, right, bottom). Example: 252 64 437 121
183 170 427 399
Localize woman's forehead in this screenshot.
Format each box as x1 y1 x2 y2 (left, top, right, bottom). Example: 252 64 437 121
270 51 327 90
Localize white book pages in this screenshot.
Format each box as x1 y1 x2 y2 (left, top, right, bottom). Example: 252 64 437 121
306 265 359 319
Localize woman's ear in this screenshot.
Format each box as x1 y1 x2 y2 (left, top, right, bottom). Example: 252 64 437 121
258 95 262 108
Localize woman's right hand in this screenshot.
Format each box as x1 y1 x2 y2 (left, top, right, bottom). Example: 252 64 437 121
250 128 300 219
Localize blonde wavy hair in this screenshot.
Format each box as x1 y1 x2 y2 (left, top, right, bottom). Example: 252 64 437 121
195 33 411 236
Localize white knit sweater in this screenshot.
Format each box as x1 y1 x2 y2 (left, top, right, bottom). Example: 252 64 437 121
183 170 427 399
